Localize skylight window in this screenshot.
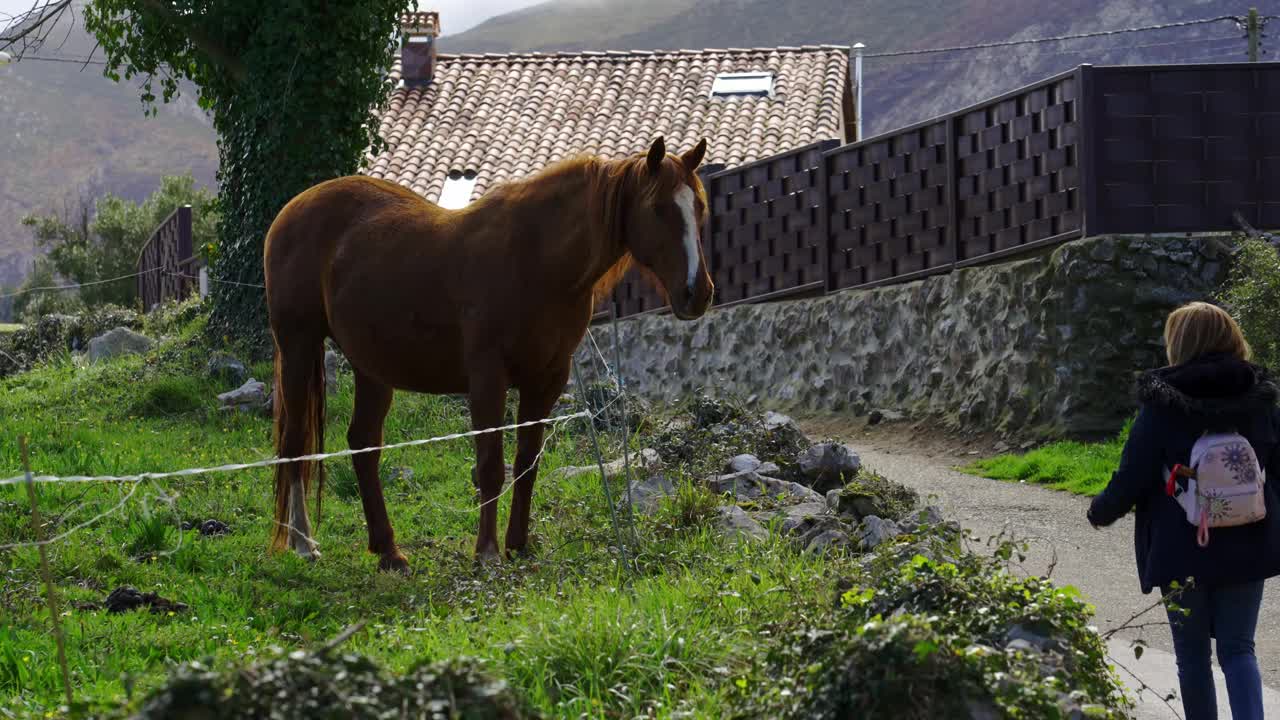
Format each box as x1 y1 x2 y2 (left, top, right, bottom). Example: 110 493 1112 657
438 170 478 209
711 72 774 98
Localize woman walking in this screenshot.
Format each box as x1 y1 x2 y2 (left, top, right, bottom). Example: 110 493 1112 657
1088 301 1280 720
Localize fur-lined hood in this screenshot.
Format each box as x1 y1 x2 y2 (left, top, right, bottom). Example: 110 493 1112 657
1137 353 1280 420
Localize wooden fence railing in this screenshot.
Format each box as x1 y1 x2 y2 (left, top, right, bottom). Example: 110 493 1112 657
136 205 199 312
600 60 1280 320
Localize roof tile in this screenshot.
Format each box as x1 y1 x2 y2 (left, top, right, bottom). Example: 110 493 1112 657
366 46 849 204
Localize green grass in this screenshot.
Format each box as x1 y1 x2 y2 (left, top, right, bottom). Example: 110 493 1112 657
0 329 854 718
0 324 21 334
963 419 1133 496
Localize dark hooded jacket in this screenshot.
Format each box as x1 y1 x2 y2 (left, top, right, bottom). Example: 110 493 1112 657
1087 353 1280 594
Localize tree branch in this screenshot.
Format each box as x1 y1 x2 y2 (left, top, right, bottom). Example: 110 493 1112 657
0 0 73 56
136 0 246 83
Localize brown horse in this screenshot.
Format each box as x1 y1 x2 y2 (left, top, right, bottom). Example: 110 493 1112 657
264 137 714 572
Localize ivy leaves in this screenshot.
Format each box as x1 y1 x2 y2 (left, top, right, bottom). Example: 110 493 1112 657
84 0 418 352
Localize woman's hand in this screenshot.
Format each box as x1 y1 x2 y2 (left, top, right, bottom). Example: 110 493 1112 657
1086 507 1103 529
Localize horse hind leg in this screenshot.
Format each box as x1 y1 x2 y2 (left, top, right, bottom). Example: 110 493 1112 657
468 365 509 563
270 333 327 561
348 371 408 573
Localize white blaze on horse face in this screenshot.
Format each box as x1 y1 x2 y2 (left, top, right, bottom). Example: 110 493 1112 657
674 184 701 291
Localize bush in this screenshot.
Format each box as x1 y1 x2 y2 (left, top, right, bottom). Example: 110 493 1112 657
652 479 721 536
1218 236 1280 371
129 376 206 417
830 468 921 522
650 392 809 478
0 305 143 378
573 377 653 434
731 529 1130 719
128 651 529 720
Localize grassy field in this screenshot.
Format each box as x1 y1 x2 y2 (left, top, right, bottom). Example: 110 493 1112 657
0 324 21 334
963 419 1133 496
0 324 853 718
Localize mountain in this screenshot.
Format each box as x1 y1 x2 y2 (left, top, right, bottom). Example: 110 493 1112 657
444 0 1264 135
0 0 1268 288
0 4 218 288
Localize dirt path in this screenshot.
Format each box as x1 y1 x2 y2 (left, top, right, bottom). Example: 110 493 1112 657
805 419 1280 718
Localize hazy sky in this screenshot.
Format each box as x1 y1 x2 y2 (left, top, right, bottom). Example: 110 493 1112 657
0 0 544 39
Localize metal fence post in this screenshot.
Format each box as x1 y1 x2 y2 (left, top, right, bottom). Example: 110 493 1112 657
852 43 866 141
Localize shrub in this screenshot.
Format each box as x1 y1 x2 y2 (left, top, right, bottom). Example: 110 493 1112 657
731 529 1130 719
650 391 809 478
0 305 143 378
830 468 920 522
652 478 721 535
129 376 206 417
1218 236 1280 371
128 651 529 720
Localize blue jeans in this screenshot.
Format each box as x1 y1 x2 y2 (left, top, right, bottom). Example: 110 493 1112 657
1162 580 1265 720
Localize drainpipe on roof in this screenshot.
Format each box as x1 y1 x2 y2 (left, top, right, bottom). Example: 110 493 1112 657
852 42 865 141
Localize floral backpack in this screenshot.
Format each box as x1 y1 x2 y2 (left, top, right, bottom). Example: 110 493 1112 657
1165 431 1267 547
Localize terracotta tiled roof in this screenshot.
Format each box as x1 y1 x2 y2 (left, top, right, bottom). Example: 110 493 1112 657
365 46 851 204
398 11 439 35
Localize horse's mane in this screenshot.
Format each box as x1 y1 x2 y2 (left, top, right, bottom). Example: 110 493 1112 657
474 150 695 304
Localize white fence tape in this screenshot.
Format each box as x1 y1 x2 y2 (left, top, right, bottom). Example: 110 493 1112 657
1 410 591 488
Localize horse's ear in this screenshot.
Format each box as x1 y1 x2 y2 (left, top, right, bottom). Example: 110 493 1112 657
681 139 707 170
646 136 666 173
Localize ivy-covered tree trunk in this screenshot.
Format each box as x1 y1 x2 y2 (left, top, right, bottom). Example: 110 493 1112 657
85 1 414 354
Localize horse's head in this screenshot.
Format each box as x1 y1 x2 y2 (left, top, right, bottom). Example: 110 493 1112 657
622 137 715 321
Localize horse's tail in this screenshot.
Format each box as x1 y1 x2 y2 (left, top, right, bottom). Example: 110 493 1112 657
269 341 327 552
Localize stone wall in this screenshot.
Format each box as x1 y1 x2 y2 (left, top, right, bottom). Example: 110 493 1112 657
578 234 1233 439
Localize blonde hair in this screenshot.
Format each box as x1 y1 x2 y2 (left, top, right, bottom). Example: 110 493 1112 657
1163 301 1252 366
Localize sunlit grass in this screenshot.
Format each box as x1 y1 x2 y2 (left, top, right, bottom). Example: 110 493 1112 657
0 328 849 718
963 418 1133 496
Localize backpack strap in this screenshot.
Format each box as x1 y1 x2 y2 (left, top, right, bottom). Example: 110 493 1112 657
1166 464 1195 496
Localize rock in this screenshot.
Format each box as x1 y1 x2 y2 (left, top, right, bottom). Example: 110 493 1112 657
827 487 885 520
796 442 861 493
102 586 188 614
715 505 768 541
725 454 762 474
1003 624 1060 653
324 350 342 394
757 461 782 476
1005 638 1040 655
551 448 662 480
708 471 823 505
753 501 831 536
867 409 905 426
206 353 248 386
626 474 677 513
385 466 415 484
217 378 269 411
198 519 229 536
761 410 810 454
967 700 1003 720
902 505 946 532
804 528 850 555
87 327 154 363
856 515 902 550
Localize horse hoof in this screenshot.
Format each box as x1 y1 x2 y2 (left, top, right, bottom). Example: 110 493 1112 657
378 552 410 574
475 548 502 565
291 539 321 562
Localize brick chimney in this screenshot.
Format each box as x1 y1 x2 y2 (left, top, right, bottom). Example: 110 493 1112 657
400 11 439 87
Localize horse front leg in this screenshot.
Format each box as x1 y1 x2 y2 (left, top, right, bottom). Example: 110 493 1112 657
468 370 508 562
505 376 565 557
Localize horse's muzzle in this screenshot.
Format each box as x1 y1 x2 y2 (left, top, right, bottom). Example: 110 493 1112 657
673 280 713 320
